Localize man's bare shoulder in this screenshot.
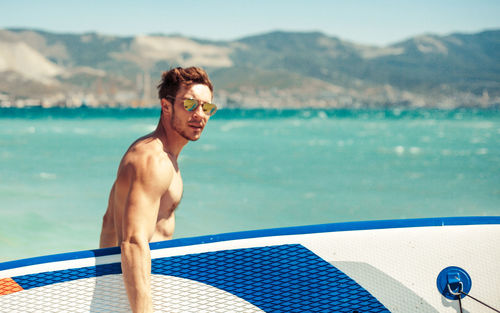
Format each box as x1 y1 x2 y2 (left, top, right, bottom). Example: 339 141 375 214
118 135 175 192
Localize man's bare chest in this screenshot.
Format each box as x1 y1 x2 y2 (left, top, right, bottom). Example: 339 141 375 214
158 171 183 218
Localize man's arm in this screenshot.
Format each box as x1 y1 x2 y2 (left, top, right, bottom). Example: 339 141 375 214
120 156 172 313
99 184 117 248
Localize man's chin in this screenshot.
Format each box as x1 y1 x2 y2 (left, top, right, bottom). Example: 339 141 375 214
181 132 202 141
188 129 203 141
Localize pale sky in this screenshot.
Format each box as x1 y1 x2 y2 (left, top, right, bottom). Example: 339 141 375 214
1 0 499 46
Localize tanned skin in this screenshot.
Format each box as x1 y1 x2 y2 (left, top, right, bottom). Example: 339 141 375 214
99 83 213 312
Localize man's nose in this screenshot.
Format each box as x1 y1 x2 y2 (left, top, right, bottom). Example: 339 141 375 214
192 103 206 119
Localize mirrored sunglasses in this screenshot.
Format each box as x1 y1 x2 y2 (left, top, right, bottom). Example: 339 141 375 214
166 96 217 116
182 98 217 116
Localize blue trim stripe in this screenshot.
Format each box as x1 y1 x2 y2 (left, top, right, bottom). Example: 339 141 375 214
0 247 121 272
1 216 499 271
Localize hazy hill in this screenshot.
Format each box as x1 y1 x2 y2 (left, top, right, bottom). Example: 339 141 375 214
0 28 498 108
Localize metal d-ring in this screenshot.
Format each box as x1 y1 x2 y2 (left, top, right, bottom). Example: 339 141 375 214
447 281 463 297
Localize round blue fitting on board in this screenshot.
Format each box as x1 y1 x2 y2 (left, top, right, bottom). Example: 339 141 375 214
436 266 472 300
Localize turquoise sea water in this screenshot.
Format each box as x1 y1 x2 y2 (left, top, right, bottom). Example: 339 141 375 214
1 108 499 262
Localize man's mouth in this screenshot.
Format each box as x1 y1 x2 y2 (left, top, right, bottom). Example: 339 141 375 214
189 124 203 130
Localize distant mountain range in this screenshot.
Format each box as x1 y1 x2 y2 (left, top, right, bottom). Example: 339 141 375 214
0 28 499 108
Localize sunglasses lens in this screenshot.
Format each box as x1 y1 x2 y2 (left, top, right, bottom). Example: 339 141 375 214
202 103 217 116
183 99 198 111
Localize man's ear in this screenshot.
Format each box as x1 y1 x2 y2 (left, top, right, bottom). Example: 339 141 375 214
161 98 172 116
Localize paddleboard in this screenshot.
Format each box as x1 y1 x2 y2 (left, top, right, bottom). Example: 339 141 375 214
1 216 499 312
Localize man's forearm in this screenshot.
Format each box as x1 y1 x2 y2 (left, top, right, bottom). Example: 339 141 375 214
121 240 153 313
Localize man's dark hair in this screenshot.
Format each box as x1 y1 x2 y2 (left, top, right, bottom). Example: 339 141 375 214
157 67 213 101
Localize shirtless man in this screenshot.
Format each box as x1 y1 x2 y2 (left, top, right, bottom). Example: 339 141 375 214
99 67 217 313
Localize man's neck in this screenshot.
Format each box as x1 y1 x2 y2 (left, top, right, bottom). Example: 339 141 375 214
154 121 187 159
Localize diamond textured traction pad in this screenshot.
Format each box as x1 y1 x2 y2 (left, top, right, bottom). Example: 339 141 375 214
7 244 389 312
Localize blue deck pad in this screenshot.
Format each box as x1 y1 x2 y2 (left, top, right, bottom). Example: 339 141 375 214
152 244 389 312
13 244 389 312
12 262 121 289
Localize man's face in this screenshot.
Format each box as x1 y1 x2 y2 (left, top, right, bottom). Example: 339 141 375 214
168 84 213 141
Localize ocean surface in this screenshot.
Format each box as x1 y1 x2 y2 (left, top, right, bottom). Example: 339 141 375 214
1 107 499 262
